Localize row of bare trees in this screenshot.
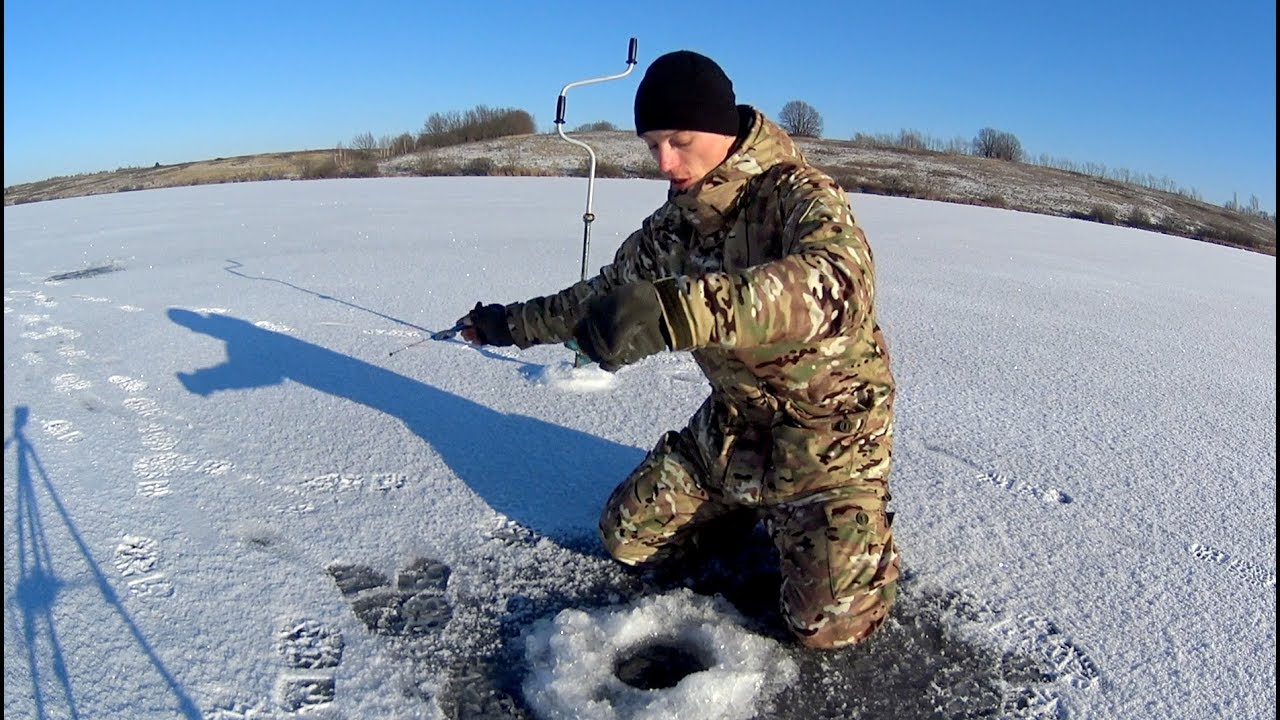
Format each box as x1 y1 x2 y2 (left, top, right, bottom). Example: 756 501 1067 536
784 101 1269 218
781 101 1025 161
338 102 1270 221
342 105 536 158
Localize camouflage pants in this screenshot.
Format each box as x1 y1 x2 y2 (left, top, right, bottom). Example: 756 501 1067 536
599 396 900 649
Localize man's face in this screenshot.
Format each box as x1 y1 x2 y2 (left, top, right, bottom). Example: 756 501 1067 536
641 129 736 191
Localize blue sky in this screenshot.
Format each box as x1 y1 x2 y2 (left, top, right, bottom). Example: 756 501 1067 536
4 0 1276 211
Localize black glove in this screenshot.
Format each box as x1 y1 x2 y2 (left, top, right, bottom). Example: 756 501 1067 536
573 281 672 371
463 302 515 346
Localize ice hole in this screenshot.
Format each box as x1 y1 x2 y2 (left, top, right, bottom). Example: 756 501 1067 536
522 589 797 720
613 640 712 690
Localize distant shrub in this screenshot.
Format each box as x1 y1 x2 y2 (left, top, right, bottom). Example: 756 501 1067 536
412 154 458 176
848 129 968 154
1068 204 1118 224
230 171 279 183
630 160 664 179
299 158 342 179
1198 224 1266 252
417 105 536 149
572 121 618 132
493 164 549 177
849 133 881 149
866 173 916 197
1124 206 1154 229
826 170 919 198
461 158 496 176
340 159 380 178
569 158 629 178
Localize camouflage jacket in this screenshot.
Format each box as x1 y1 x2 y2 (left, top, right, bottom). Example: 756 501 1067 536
506 108 894 461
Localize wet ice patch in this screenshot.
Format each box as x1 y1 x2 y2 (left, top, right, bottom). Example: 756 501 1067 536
45 263 122 282
523 589 796 720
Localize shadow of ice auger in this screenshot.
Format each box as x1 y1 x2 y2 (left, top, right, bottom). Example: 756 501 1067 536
6 406 201 720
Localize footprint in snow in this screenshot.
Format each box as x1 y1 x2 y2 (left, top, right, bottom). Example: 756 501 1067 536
327 557 453 637
274 618 344 712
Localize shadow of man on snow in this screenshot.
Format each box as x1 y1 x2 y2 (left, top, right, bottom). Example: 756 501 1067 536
166 308 642 544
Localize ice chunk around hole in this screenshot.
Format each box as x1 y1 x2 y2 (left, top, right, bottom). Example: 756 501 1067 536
522 588 797 720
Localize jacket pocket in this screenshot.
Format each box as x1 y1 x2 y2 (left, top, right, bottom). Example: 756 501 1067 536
767 412 891 502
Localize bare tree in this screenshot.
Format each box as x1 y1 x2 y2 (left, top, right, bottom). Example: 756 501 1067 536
896 129 927 151
422 111 461 137
350 131 379 151
390 132 415 156
778 100 823 138
972 128 1023 162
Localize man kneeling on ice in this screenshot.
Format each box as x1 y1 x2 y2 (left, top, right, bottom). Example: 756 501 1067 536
455 49 899 649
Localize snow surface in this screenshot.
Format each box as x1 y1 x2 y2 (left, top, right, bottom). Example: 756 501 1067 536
4 176 1276 720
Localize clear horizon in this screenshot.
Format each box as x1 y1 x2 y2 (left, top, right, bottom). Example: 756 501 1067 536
3 1 1275 211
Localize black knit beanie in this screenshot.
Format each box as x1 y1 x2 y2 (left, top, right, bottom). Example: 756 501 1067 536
633 50 739 136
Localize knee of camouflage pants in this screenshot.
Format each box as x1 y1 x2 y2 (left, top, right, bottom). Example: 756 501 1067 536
598 430 717 566
769 490 900 650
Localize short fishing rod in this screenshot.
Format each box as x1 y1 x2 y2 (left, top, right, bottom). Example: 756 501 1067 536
399 39 640 364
